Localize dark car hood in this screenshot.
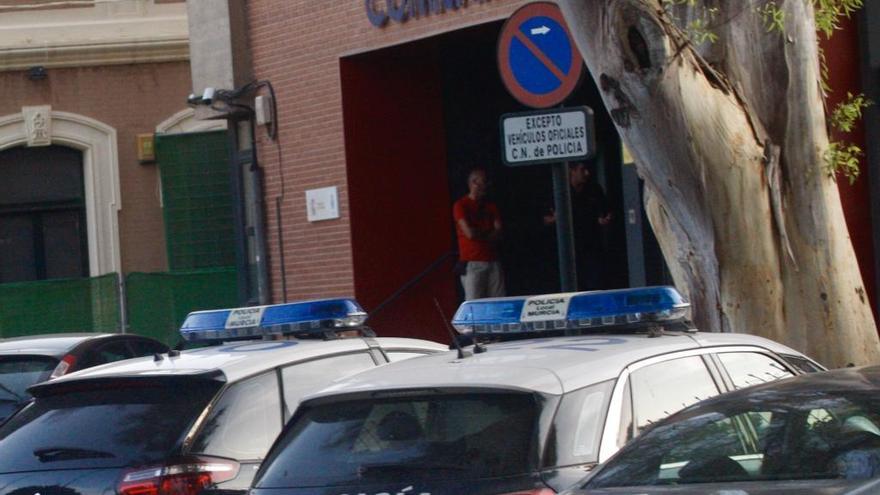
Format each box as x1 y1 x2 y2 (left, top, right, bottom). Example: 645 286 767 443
578 478 880 495
0 468 123 495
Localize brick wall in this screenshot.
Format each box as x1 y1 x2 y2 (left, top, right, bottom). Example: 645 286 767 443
0 61 193 273
247 0 531 304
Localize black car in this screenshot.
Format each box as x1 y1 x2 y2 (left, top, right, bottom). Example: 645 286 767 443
562 365 880 495
0 333 169 422
0 298 445 495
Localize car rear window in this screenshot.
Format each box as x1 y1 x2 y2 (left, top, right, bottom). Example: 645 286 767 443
0 355 57 402
0 379 222 472
256 392 542 487
0 356 57 422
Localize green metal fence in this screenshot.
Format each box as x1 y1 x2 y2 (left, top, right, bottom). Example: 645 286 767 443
156 131 236 271
125 268 238 345
0 274 120 338
0 268 238 345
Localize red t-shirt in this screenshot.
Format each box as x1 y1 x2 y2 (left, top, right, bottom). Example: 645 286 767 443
453 196 500 261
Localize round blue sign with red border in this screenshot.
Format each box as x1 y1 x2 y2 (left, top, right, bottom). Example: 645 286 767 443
497 2 584 109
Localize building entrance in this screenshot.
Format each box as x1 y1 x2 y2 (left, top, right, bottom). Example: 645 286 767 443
439 21 631 295
341 20 667 340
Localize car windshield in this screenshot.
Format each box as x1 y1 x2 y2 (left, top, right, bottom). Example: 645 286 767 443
0 378 222 472
585 388 880 488
255 391 543 487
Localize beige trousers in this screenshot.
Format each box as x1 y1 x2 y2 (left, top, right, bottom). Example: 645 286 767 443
461 261 506 300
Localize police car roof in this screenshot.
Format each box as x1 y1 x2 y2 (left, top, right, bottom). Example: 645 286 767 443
49 337 446 385
307 332 812 398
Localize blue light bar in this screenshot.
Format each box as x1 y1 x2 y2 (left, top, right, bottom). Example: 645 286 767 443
180 298 368 342
452 287 689 335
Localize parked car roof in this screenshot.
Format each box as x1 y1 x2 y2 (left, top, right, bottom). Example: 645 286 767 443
0 333 117 357
42 336 447 387
307 331 812 398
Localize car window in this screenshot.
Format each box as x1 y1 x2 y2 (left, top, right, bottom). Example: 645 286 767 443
544 379 613 467
780 354 825 373
255 392 541 488
0 356 57 421
630 355 720 433
191 371 282 461
127 339 169 357
717 352 794 390
280 353 376 413
0 356 56 401
0 379 220 471
79 340 132 369
586 389 880 488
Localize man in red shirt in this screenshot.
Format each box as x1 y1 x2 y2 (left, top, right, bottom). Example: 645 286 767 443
453 169 505 300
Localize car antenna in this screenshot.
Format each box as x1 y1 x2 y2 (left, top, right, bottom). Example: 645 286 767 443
433 298 472 359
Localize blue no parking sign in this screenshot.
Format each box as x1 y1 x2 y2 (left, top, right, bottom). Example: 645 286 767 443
497 2 585 108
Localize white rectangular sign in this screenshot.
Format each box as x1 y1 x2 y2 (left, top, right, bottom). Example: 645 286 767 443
501 107 594 166
520 293 577 322
306 186 340 222
225 306 266 329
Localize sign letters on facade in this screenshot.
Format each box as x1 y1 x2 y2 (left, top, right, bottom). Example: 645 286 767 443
366 0 491 27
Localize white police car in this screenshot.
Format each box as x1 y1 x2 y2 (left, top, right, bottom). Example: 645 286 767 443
244 287 824 495
0 298 446 495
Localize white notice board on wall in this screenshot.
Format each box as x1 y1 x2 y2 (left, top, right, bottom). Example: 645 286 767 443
306 186 339 222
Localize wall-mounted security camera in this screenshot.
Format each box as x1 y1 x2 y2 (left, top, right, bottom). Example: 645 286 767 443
187 93 202 105
202 87 216 105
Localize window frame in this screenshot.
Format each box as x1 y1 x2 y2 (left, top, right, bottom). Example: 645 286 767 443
710 350 796 392
598 346 791 463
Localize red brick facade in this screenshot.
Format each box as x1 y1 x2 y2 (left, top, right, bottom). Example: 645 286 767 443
247 1 531 305
0 62 193 273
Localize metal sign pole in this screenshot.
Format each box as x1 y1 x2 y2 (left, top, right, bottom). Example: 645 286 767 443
496 2 586 293
553 161 577 292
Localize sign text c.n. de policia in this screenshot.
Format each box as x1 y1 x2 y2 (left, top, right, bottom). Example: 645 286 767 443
366 0 492 27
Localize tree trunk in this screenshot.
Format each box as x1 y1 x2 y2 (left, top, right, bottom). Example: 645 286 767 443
558 0 880 367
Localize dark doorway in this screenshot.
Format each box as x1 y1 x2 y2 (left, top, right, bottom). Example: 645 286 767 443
342 20 670 342
0 146 89 283
438 21 633 295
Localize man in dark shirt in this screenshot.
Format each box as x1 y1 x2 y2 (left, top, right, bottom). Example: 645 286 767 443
453 169 505 300
544 162 612 290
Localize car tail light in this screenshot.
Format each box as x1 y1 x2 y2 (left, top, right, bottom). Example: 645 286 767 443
495 490 555 495
118 456 239 495
50 355 76 379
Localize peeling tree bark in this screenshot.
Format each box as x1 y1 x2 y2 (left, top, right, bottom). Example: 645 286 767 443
558 0 880 367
